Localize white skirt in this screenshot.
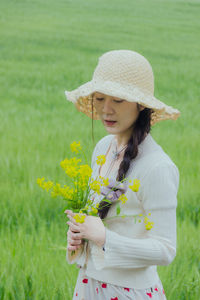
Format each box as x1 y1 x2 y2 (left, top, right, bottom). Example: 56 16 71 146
73 267 167 300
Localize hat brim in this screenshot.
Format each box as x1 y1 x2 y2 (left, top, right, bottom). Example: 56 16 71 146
65 80 180 125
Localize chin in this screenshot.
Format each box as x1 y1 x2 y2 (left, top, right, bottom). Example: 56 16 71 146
104 127 119 134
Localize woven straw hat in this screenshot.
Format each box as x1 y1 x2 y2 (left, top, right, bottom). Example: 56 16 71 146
65 50 180 125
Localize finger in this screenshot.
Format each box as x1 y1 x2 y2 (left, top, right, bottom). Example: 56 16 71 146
68 244 82 251
67 228 80 238
68 244 81 251
68 238 82 246
69 227 80 236
69 230 82 240
64 210 76 220
66 210 75 218
68 239 83 248
67 215 80 226
67 223 82 238
67 221 80 232
68 230 83 242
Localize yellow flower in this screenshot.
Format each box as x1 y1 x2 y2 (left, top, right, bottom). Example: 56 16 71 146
134 179 140 185
96 155 106 166
60 157 81 171
95 203 99 208
59 185 74 200
37 177 45 187
89 179 101 194
37 177 53 192
139 214 143 217
118 194 128 204
51 183 62 198
44 181 53 191
78 165 92 179
129 179 140 192
60 157 83 178
145 221 154 230
76 164 92 190
91 207 98 214
144 216 149 224
99 176 109 187
70 141 82 154
73 214 86 223
65 166 79 178
102 178 109 186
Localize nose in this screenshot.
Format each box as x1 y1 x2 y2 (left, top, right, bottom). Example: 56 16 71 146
102 98 114 114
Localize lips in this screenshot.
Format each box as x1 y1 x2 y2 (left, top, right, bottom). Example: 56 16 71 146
104 120 117 126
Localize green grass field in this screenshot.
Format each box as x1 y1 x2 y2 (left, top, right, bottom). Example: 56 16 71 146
0 0 200 299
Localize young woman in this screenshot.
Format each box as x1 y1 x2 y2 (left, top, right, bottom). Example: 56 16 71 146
64 50 180 300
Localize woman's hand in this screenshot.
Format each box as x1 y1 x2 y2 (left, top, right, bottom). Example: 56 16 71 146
67 226 84 251
65 210 84 251
65 210 106 248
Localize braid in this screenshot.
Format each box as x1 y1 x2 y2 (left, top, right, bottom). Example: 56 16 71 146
98 106 152 219
117 106 152 181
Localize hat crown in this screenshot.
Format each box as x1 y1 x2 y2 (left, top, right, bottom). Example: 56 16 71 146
92 50 154 96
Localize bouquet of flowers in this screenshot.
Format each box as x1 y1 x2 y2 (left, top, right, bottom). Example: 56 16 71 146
37 141 154 231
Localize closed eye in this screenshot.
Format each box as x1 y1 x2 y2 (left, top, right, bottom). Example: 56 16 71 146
95 98 124 103
114 100 124 103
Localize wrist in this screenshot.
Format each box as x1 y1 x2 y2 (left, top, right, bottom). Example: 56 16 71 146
96 229 106 248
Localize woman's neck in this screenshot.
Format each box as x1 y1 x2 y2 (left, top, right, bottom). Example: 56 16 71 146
114 131 148 149
114 129 132 149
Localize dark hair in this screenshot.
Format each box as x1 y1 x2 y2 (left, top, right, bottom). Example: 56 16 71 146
91 96 152 219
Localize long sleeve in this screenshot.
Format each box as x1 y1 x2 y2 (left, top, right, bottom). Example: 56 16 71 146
91 161 179 270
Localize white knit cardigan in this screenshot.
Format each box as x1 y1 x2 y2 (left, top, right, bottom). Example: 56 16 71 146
66 133 179 289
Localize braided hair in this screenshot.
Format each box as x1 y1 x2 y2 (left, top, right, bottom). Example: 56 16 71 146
93 103 153 219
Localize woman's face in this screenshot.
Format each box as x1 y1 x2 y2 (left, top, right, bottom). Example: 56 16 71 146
93 92 143 136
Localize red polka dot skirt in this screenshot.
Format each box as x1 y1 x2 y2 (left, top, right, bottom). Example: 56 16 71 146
73 267 167 300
